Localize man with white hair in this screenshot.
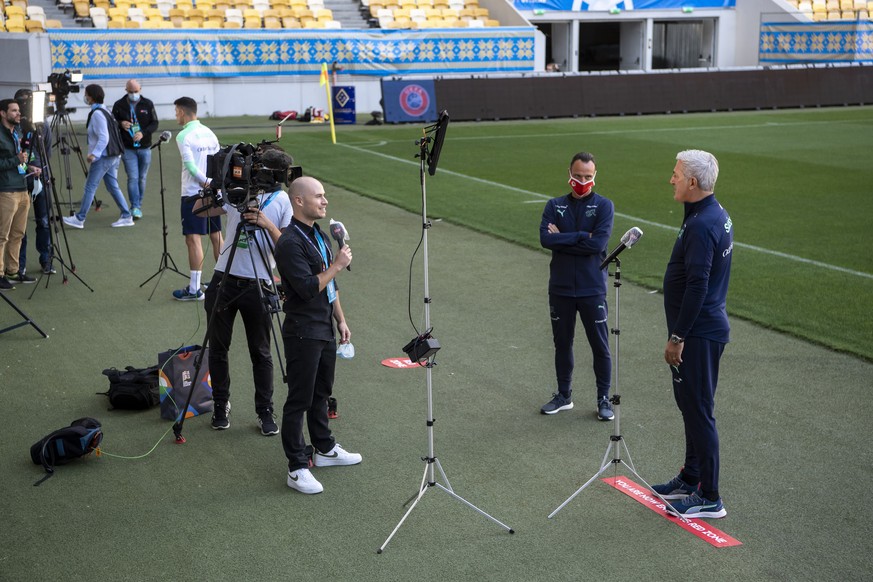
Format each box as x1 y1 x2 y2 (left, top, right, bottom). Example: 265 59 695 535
274 176 361 494
652 149 733 519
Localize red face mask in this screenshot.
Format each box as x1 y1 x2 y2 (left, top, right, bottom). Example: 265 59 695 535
568 171 596 197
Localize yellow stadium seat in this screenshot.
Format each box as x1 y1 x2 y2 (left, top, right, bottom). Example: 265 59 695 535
5 5 26 18
10 0 28 9
124 19 140 27
107 18 125 27
243 16 261 26
25 19 46 32
484 18 499 26
264 17 280 27
303 18 323 27
314 7 332 19
45 18 63 28
473 7 488 18
416 0 433 5
140 17 162 27
282 15 300 26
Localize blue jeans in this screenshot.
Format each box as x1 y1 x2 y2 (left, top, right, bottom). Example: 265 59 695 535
121 147 151 210
19 188 52 271
75 155 131 221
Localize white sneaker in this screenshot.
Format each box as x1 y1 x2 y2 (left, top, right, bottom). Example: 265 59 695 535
62 215 85 229
111 216 135 227
287 468 323 494
313 443 362 467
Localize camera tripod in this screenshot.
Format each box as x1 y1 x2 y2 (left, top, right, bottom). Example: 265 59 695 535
139 136 186 299
50 99 100 215
548 258 687 522
170 204 287 443
28 118 94 295
379 114 514 553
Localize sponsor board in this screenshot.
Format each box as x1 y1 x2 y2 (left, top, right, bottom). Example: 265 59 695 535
603 476 742 548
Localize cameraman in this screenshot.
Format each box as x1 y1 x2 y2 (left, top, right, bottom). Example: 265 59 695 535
193 147 293 436
15 88 54 277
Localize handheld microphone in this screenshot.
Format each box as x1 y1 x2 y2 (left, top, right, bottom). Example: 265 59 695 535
329 218 351 271
150 130 172 149
600 226 644 270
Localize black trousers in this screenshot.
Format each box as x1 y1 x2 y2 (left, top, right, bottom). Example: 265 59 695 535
281 335 336 472
204 271 275 414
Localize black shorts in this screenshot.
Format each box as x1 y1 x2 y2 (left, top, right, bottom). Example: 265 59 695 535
180 195 221 235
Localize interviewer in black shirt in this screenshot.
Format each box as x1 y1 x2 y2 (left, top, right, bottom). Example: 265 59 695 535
274 176 361 495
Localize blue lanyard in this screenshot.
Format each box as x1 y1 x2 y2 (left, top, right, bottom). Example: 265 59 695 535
129 103 138 124
259 190 279 211
12 127 20 154
293 223 329 271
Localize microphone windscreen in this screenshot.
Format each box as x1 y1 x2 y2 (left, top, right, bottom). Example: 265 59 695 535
621 226 644 248
160 130 172 142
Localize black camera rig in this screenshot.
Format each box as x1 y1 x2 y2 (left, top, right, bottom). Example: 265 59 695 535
202 141 301 212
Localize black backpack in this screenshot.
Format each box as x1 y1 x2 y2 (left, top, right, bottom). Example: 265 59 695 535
86 107 125 157
30 417 103 486
99 365 160 410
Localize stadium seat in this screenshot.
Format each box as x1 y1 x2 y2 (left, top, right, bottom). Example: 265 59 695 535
484 17 499 25
4 5 26 19
141 17 163 27
73 1 90 20
416 0 434 6
156 0 173 16
323 18 340 27
303 18 323 27
26 18 46 32
9 0 28 9
473 7 488 18
797 0 813 11
225 7 243 23
282 15 300 27
826 9 840 17
853 0 865 8
840 9 855 16
45 18 62 28
272 0 290 7
393 6 410 18
223 18 240 26
107 18 125 27
409 7 426 21
124 19 140 27
441 7 459 18
400 0 415 6
94 0 110 10
252 0 270 12
25 6 46 24
177 0 194 11
89 7 108 27
5 16 26 32
466 17 483 26
128 7 146 22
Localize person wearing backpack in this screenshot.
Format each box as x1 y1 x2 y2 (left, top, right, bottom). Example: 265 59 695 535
62 84 134 229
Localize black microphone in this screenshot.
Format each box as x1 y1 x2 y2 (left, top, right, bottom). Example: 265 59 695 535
150 130 172 149
329 219 350 271
600 226 644 270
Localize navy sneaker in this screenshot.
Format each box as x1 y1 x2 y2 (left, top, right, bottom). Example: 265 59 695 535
257 410 279 436
651 475 699 500
541 393 573 415
666 491 726 519
173 287 204 301
597 396 614 421
7 272 36 284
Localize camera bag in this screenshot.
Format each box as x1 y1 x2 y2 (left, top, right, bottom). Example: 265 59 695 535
30 417 103 486
99 365 161 410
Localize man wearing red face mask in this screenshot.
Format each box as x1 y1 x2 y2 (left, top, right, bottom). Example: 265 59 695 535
539 152 615 420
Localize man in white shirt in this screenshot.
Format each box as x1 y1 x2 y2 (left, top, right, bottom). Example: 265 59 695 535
172 96 222 301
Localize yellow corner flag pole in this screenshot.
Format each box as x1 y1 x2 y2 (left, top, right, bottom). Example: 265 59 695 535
320 62 337 144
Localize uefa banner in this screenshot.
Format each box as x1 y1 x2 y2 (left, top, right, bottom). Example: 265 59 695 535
381 79 439 124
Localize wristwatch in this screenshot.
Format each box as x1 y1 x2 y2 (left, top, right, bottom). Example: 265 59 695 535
669 334 684 345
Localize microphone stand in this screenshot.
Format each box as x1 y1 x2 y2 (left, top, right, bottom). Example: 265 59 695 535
548 257 688 522
139 137 186 299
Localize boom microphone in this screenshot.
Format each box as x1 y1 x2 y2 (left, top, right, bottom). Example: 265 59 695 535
150 130 172 149
600 226 644 270
329 218 351 271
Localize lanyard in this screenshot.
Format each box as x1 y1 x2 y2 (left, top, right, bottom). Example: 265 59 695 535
129 103 138 124
259 190 279 211
12 127 21 154
293 223 329 271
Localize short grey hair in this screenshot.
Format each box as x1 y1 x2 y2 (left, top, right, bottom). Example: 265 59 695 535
676 149 719 192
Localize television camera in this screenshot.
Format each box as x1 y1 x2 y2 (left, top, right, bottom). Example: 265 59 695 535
202 142 301 212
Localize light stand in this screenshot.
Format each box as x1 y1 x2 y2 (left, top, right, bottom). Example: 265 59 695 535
139 137 186 299
548 258 687 522
28 114 94 295
1 292 48 338
378 112 514 554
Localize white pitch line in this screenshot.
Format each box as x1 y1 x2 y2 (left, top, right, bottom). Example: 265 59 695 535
338 142 873 281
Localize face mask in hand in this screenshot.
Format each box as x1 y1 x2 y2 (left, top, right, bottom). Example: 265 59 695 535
568 171 596 197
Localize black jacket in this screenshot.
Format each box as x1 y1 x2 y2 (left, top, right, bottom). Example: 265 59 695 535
111 95 159 149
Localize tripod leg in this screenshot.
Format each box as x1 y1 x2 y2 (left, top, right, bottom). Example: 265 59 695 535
0 292 49 338
378 463 431 553
432 483 515 533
